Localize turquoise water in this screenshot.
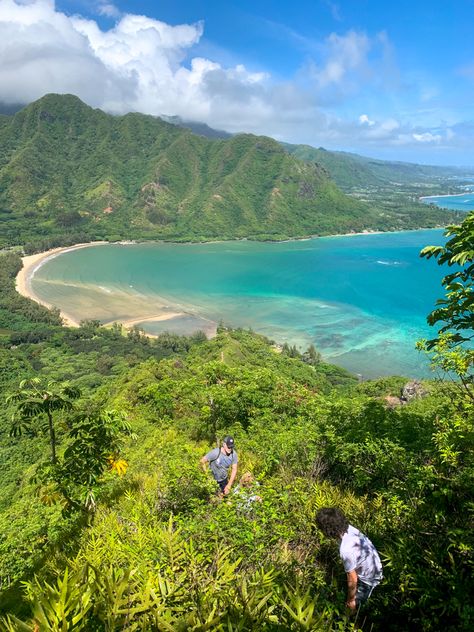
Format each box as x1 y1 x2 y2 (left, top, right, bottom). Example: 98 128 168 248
31 230 447 378
421 192 474 211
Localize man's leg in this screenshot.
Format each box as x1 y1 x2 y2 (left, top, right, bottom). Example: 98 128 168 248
355 581 374 607
217 478 228 494
350 582 375 630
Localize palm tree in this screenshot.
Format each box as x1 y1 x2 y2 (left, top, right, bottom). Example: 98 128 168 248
6 377 81 463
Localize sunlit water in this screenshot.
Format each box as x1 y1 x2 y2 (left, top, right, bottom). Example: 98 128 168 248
31 230 447 378
421 192 474 211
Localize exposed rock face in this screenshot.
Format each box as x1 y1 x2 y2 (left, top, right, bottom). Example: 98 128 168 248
401 380 427 402
382 381 428 408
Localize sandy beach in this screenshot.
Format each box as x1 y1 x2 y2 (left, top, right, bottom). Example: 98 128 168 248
16 242 109 327
15 241 192 332
114 312 184 329
419 192 471 200
323 229 385 239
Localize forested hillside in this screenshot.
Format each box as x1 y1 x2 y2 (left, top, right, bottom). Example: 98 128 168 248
284 144 472 191
0 94 463 250
0 214 473 630
284 144 474 229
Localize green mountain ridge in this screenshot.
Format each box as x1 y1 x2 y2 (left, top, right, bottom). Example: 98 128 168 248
146 114 473 188
284 143 473 191
0 94 464 249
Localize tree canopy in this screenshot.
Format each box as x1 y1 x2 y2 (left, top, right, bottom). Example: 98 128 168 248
421 211 474 345
419 212 474 393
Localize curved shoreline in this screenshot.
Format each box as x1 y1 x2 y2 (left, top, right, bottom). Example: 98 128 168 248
16 242 109 327
15 228 445 333
419 192 473 200
15 241 209 333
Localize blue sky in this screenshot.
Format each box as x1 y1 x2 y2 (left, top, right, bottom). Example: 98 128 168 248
1 0 473 166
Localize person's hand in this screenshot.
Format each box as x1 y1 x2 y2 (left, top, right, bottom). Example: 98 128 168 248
223 485 231 495
346 599 356 612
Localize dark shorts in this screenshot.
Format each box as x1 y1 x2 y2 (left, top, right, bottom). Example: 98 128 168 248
216 478 228 493
356 580 375 606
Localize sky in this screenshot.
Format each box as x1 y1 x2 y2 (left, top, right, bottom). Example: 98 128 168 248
1 0 473 166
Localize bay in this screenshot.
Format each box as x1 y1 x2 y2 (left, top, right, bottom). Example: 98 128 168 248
31 230 447 379
421 192 474 211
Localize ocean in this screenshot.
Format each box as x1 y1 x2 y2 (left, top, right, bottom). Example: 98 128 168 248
421 192 474 211
31 230 447 378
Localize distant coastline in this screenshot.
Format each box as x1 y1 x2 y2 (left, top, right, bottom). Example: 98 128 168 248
420 192 471 200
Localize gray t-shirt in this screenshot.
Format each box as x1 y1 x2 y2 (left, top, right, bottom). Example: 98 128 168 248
205 447 238 482
340 525 383 587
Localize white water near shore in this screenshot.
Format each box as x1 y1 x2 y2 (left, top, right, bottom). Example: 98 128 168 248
420 192 474 211
16 241 197 333
22 231 447 377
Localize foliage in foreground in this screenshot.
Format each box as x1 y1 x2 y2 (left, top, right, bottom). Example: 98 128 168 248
0 520 355 631
419 211 474 395
1 216 474 630
1 325 473 630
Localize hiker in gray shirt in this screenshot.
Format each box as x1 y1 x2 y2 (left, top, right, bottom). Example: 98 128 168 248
200 435 238 495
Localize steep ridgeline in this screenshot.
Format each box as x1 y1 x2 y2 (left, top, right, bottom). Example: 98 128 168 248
284 143 473 191
0 94 461 248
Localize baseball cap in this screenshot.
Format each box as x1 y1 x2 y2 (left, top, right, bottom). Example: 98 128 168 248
223 435 235 448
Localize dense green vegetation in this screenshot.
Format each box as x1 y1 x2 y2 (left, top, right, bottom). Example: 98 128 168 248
0 215 473 630
284 143 473 191
417 213 474 393
284 144 472 229
0 94 464 251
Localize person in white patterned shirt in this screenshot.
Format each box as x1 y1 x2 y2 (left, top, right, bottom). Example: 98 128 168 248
316 507 383 612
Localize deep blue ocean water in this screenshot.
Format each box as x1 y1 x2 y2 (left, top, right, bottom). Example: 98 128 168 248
31 230 447 378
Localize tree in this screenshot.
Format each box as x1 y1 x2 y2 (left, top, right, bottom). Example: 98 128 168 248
127 324 147 343
302 344 321 366
420 212 474 346
419 213 474 396
55 210 83 228
60 408 134 510
6 377 81 463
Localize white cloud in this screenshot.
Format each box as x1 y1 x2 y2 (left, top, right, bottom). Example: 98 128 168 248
0 0 272 123
359 114 375 126
95 2 121 19
379 118 400 132
310 30 371 88
0 1 471 164
413 132 443 143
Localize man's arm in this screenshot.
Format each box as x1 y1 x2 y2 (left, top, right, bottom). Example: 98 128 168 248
346 569 358 611
224 463 238 495
200 455 209 473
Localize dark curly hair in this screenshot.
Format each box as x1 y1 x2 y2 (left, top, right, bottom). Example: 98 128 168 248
315 507 349 538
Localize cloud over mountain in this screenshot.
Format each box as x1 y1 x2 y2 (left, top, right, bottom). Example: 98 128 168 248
0 0 471 165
